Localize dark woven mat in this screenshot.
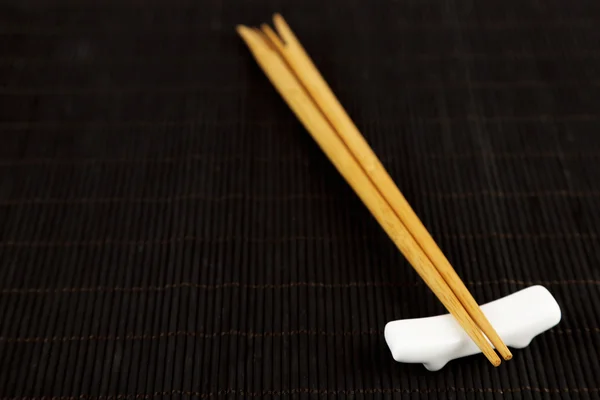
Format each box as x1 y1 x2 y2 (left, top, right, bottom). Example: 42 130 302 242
1 0 599 398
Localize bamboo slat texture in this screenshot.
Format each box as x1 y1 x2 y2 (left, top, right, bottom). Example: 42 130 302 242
0 0 599 399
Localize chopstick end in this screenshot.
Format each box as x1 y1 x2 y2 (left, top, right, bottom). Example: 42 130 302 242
235 24 252 38
260 23 285 51
272 12 284 24
236 25 269 55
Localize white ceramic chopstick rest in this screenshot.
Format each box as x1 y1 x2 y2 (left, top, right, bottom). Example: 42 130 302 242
384 285 561 371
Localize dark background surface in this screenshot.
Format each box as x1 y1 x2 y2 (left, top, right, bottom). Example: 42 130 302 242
0 0 599 398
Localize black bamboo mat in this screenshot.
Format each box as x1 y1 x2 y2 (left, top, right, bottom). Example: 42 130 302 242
1 0 599 398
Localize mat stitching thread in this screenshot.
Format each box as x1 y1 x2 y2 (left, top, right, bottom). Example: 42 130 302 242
0 115 597 130
0 152 598 166
0 80 597 95
1 386 598 399
0 328 596 343
0 233 596 247
1 191 600 206
0 278 598 295
2 50 600 65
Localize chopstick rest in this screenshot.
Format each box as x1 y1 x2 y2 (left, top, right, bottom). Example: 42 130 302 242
384 285 561 371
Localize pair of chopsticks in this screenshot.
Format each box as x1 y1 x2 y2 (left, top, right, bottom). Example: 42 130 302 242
237 14 512 366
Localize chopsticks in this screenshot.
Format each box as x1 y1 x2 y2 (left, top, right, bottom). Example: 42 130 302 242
237 15 512 366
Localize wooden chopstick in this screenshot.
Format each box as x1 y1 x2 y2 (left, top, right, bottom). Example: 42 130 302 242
236 25 502 367
258 14 513 361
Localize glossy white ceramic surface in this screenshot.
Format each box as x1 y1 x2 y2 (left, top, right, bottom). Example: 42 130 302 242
384 285 561 371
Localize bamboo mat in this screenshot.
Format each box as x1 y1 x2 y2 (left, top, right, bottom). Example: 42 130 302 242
0 0 599 398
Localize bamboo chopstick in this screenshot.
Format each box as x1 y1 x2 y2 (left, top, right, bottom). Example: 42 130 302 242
236 25 503 367
257 14 513 362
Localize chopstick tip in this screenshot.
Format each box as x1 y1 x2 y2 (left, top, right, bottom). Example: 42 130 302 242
236 25 265 49
495 342 513 361
481 345 502 367
272 12 284 23
235 24 251 38
259 23 272 35
272 13 289 33
261 23 285 50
